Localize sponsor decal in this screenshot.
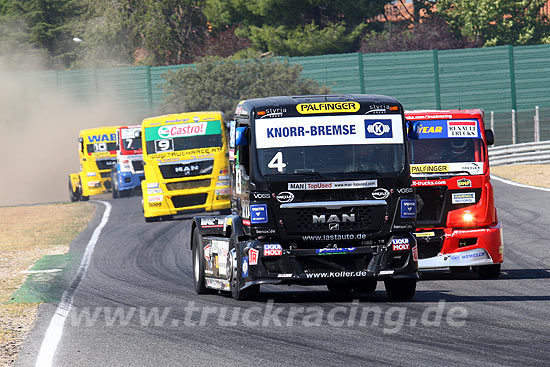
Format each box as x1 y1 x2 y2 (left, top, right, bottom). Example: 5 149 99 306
252 192 271 199
215 188 230 195
147 188 162 194
263 244 282 256
365 119 392 138
218 174 229 180
242 257 249 278
412 245 418 262
242 219 251 226
250 204 268 224
149 202 161 207
379 270 394 275
316 247 356 255
392 238 410 251
255 228 276 235
447 228 493 237
392 223 414 230
288 179 377 191
276 191 294 203
277 273 293 278
258 107 287 118
400 199 416 218
121 127 140 139
449 249 488 262
396 187 413 194
448 120 478 138
372 188 390 199
148 147 222 160
414 232 435 238
147 182 160 189
144 120 221 141
148 195 163 203
305 270 368 279
296 102 360 114
411 164 449 174
255 115 404 149
205 278 230 291
87 133 117 143
412 180 447 186
87 172 96 177
216 195 230 201
216 181 229 187
203 244 211 261
457 178 472 188
452 192 476 204
248 248 259 265
302 233 368 241
200 217 224 228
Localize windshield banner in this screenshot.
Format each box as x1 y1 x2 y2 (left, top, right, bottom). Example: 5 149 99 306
255 115 404 149
411 162 484 175
145 120 221 141
414 119 480 139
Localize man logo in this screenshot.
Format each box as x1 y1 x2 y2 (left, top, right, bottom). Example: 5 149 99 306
329 223 339 230
312 214 355 223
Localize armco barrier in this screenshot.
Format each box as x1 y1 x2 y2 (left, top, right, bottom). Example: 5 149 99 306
488 141 550 166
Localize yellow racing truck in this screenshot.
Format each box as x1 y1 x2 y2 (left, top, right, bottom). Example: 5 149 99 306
141 112 231 222
69 126 120 201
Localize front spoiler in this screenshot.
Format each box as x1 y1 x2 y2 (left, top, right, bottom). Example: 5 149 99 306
419 248 494 269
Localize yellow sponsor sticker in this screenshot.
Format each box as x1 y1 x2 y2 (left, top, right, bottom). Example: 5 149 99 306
411 164 449 173
414 232 435 238
296 102 360 114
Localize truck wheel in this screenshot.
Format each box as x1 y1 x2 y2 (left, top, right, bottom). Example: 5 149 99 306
68 179 78 202
327 284 353 294
353 279 377 293
81 195 89 201
477 264 501 279
192 230 211 294
384 279 416 301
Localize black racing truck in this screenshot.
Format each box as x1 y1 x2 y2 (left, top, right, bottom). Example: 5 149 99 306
190 95 418 301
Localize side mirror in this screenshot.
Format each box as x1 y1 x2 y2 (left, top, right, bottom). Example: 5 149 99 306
485 129 495 146
236 127 248 146
78 137 83 143
407 121 419 140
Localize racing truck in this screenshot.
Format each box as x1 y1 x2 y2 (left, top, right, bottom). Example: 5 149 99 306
111 125 145 198
406 109 503 278
141 111 231 222
191 95 419 301
69 126 120 201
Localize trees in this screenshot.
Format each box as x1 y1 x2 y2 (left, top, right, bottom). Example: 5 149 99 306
162 56 330 117
203 0 388 56
436 0 550 46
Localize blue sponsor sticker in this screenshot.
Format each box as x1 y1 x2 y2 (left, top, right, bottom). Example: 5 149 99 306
242 256 249 278
400 199 416 218
250 204 268 224
316 247 356 254
365 119 393 139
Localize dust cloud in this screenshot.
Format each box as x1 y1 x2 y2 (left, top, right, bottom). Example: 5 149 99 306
0 58 135 206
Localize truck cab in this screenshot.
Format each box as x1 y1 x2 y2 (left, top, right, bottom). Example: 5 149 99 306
69 126 120 201
405 109 503 278
192 95 419 301
140 112 231 222
111 125 145 198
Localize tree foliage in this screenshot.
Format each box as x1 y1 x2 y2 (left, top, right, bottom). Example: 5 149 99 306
162 57 330 117
203 0 388 56
436 0 550 46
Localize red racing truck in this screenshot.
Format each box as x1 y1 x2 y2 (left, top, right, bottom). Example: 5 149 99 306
405 109 503 278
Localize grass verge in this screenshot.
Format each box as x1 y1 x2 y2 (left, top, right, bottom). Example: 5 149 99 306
0 202 95 367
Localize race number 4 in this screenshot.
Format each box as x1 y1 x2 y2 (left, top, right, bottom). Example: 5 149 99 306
268 152 287 172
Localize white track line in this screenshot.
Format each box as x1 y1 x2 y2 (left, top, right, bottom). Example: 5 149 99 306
491 174 550 192
35 201 111 367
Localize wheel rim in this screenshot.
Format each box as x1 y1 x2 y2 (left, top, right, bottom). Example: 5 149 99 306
193 246 200 282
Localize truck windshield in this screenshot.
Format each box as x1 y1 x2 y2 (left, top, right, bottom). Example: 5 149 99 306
408 119 485 164
255 114 405 176
144 120 223 155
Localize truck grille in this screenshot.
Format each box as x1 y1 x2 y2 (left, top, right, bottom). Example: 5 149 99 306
96 159 116 170
159 159 213 179
416 186 447 226
171 193 208 208
165 179 211 191
131 160 143 172
100 172 111 178
283 206 385 233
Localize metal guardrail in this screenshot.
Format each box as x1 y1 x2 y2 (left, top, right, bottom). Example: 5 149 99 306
488 140 550 166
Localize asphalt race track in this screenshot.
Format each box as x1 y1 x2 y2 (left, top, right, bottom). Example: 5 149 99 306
17 179 550 366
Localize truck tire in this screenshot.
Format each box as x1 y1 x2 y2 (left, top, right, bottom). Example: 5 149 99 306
81 195 89 201
384 279 416 301
192 230 211 294
477 264 501 279
68 179 78 202
230 238 259 301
